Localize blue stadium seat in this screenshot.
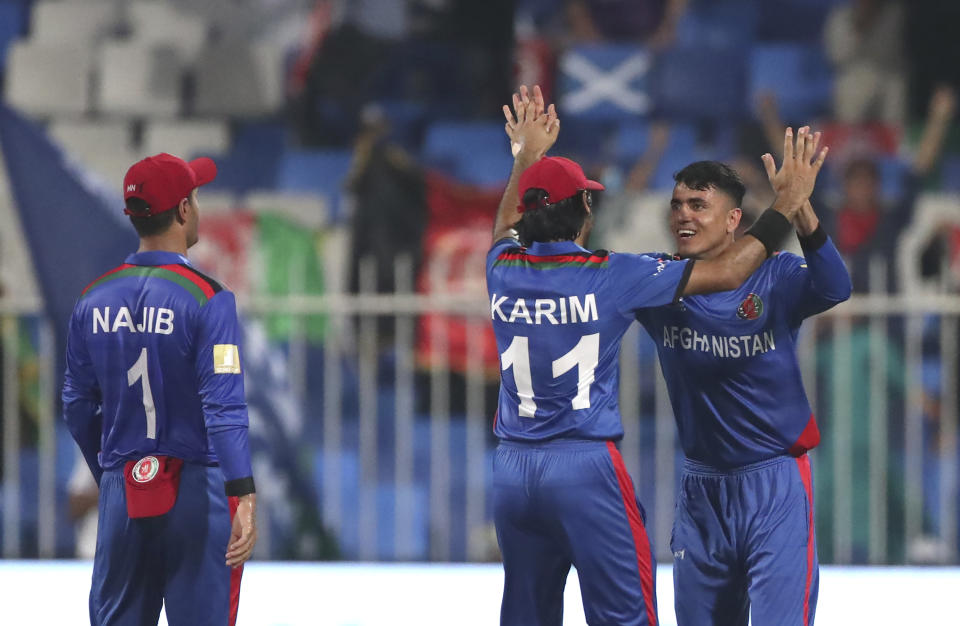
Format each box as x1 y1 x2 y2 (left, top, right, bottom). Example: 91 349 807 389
940 154 960 192
675 1 759 49
757 0 837 43
421 121 509 183
749 44 833 124
0 1 25 76
202 150 279 195
558 44 652 122
652 47 747 121
612 121 700 190
275 149 354 218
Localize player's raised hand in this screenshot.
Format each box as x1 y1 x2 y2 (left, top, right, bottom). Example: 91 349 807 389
503 84 559 159
762 126 828 220
763 130 822 235
226 493 257 568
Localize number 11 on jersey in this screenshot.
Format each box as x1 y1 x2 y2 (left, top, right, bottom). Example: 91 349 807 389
500 333 600 417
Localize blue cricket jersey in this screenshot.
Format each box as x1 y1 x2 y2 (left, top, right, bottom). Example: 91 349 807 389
636 233 852 468
487 237 693 441
62 250 253 491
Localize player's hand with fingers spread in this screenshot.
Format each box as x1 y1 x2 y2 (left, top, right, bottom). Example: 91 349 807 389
763 130 823 237
761 125 828 221
226 493 257 568
503 84 559 161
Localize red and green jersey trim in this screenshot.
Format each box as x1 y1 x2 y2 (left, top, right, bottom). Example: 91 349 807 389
493 248 609 270
81 263 223 305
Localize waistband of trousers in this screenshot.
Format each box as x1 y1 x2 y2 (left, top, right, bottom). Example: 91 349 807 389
682 453 803 477
497 437 615 451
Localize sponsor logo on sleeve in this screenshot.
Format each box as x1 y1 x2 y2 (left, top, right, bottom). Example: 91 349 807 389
213 344 241 374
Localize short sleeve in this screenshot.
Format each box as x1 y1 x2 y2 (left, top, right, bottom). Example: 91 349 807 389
610 253 693 316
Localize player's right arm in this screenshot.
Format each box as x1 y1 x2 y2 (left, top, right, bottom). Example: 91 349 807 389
62 307 105 485
492 85 558 244
681 126 829 296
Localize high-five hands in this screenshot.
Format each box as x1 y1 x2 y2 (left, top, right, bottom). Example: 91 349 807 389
503 85 559 162
762 126 829 221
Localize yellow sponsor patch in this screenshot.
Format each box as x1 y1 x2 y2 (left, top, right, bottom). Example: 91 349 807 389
213 344 241 374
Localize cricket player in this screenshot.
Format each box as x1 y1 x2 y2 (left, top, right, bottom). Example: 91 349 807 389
62 153 257 626
488 86 828 625
635 152 851 625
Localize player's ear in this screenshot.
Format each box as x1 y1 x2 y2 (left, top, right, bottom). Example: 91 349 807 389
175 197 189 226
583 190 593 214
728 207 742 234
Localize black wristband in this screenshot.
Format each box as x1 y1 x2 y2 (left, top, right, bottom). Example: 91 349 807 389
797 223 827 252
225 476 256 497
745 209 792 258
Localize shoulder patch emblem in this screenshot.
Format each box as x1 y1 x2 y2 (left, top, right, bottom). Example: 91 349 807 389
132 456 160 483
737 293 763 320
213 344 241 374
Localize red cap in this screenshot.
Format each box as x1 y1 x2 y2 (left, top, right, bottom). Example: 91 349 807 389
517 156 604 212
123 153 217 216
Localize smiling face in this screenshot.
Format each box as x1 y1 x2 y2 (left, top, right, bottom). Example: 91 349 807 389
669 183 742 260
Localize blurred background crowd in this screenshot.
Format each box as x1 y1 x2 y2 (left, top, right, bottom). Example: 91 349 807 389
0 0 959 568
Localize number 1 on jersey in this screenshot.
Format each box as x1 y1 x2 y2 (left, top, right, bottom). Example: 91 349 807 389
500 333 600 417
127 347 157 439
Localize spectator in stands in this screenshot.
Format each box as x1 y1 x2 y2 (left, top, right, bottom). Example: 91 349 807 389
824 0 906 124
565 0 688 48
826 87 955 292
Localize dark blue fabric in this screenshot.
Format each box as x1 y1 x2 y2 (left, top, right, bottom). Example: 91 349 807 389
90 464 235 625
494 440 657 626
670 455 818 626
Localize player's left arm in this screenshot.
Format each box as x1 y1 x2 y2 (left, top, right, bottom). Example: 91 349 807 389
62 307 104 485
194 290 257 566
778 200 852 321
492 84 559 244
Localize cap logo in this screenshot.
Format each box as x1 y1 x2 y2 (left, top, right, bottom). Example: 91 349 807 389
737 293 763 320
132 456 160 483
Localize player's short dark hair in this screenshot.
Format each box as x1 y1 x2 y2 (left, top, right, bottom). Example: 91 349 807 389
674 161 746 207
126 198 177 237
515 188 592 246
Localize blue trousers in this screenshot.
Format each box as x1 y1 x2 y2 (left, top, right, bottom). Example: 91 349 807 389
494 439 658 626
671 454 818 626
90 463 242 626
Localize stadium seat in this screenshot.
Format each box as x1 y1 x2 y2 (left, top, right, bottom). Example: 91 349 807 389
201 150 280 195
48 120 133 160
756 0 835 43
940 154 960 192
96 42 182 117
4 42 92 117
141 120 230 160
557 44 652 121
675 1 759 49
749 44 833 124
125 0 208 63
275 149 353 205
421 121 508 182
30 0 116 43
613 122 700 190
193 42 284 117
652 46 747 121
0 2 26 74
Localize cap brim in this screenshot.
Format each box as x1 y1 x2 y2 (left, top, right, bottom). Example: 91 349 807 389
188 157 217 186
584 179 605 191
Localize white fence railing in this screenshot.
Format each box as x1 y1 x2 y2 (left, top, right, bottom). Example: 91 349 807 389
2 291 960 564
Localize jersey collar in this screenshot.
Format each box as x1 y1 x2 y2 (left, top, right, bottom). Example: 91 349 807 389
526 240 590 256
124 250 192 267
